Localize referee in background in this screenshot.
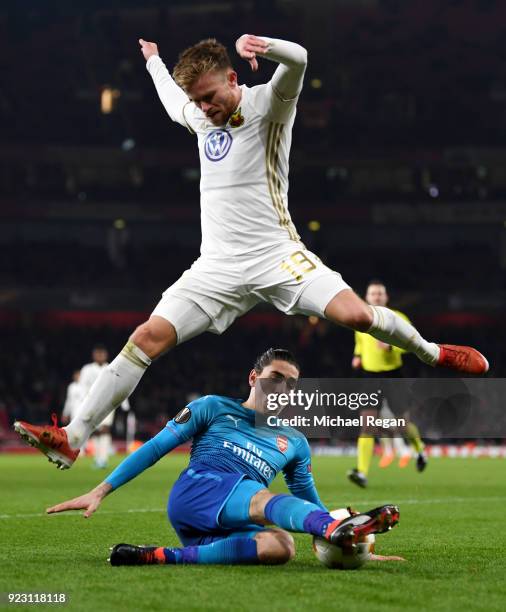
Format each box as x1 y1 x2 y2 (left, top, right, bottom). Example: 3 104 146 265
348 280 427 488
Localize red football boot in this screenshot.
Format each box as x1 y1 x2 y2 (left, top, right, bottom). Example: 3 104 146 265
13 413 79 470
325 504 400 549
437 344 489 375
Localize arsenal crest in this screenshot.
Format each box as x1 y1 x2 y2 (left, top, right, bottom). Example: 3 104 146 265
276 435 288 453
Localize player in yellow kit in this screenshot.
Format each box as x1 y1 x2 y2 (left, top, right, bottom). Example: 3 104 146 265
348 281 427 488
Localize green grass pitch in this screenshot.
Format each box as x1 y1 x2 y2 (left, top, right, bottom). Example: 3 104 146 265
1 454 506 612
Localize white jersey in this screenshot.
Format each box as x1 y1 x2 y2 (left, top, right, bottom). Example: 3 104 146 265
146 38 306 257
62 381 85 422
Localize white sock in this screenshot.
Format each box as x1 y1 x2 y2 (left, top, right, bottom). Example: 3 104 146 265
392 436 410 456
381 438 393 454
368 306 440 365
64 341 151 448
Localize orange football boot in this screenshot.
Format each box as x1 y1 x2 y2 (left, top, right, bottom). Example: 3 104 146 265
13 413 79 469
379 453 394 468
437 345 489 375
398 454 411 469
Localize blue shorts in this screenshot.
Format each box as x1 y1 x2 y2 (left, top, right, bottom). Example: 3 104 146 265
168 463 265 546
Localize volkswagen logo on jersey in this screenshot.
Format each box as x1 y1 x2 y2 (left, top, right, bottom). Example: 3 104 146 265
204 129 233 161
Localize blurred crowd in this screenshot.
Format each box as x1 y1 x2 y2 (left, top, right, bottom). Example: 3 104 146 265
2 1 506 149
3 1 506 205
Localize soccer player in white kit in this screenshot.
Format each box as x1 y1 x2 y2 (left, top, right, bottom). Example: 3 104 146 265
14 34 488 469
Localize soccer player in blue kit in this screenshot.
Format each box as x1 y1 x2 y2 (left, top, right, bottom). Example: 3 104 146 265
46 349 399 566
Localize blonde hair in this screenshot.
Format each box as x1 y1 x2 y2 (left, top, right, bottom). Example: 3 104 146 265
173 38 232 90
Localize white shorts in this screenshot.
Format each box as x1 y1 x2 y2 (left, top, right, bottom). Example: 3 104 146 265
151 241 350 344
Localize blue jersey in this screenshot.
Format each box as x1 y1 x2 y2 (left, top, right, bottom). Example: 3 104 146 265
105 395 323 506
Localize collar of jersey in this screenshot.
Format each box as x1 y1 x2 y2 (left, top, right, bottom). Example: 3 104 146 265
232 397 255 418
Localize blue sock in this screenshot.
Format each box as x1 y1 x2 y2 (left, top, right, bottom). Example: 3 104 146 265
160 537 258 565
264 494 334 537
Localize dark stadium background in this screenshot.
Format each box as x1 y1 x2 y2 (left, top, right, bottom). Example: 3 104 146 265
1 0 505 440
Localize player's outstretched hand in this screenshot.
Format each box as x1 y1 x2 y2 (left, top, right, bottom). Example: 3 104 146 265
139 38 159 62
235 34 269 72
46 483 112 518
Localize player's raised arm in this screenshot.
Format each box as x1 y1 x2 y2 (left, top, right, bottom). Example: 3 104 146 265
139 38 194 130
282 436 327 510
236 34 307 106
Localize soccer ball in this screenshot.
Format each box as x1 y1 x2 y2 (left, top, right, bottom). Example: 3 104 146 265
313 508 375 570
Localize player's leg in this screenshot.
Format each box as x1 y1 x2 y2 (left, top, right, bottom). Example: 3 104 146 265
379 399 411 468
109 528 295 566
348 408 376 488
63 255 253 455
220 481 398 549
92 431 106 469
92 410 116 469
323 287 442 364
393 436 411 468
14 253 255 468
257 247 439 365
13 298 211 468
249 489 399 548
379 436 395 468
168 468 396 557
261 245 487 373
63 315 175 449
93 426 111 469
406 421 428 472
65 253 257 453
325 288 488 373
254 528 296 564
159 466 296 566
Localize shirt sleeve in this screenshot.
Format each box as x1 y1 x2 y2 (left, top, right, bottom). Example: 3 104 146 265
250 37 307 123
104 425 181 490
282 436 327 510
104 397 212 490
146 55 197 133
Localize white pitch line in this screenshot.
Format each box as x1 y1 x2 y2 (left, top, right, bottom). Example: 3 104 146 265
331 496 506 506
0 508 166 520
1 496 505 520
